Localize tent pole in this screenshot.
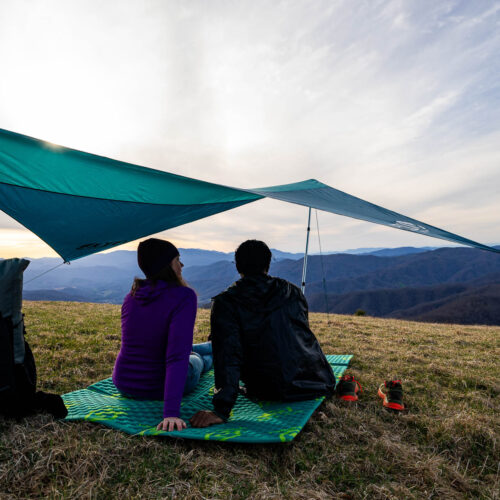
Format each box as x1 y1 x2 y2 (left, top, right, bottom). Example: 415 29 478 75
301 207 312 294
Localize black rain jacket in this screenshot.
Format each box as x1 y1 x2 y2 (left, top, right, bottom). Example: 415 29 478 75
210 274 336 419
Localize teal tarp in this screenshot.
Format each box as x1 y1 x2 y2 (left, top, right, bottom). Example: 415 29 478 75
0 128 497 261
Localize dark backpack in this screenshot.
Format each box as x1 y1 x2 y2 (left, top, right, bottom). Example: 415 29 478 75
0 258 67 419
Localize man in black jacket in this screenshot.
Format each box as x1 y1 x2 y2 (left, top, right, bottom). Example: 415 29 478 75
190 240 336 428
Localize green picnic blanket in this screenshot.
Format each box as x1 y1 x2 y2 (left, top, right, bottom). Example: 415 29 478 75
62 354 352 443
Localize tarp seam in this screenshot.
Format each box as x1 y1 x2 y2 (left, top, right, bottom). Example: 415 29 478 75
0 181 265 206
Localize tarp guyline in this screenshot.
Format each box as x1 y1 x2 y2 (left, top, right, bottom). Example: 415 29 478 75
0 127 498 262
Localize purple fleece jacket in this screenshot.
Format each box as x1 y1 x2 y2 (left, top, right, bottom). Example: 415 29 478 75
112 281 197 418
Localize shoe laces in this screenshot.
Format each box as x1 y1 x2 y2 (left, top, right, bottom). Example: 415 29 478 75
339 374 363 393
384 380 403 399
385 379 402 388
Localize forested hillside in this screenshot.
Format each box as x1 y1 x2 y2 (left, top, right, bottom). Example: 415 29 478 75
17 246 500 325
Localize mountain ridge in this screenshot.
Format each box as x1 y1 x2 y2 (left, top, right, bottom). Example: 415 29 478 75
5 245 499 325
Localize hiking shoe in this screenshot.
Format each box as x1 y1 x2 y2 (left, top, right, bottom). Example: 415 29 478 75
378 380 405 411
336 374 362 401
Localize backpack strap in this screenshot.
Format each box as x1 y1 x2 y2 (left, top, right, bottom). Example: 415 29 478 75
0 258 30 363
0 313 15 396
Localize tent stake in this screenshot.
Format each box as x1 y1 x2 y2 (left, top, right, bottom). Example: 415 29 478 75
301 207 312 294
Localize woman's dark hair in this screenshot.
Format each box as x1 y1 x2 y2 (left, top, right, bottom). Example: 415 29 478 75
132 238 187 294
131 263 187 295
235 240 272 275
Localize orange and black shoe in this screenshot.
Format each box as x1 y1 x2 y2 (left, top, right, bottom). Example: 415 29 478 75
336 374 363 401
378 379 405 411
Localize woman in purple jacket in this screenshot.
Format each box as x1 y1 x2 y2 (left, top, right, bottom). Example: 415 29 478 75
112 238 212 432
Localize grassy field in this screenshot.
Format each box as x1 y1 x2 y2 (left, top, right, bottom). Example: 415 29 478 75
1 301 499 499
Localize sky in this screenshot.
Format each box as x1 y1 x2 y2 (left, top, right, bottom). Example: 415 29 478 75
0 0 499 258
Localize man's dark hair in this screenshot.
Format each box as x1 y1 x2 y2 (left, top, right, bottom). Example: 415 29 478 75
235 240 272 275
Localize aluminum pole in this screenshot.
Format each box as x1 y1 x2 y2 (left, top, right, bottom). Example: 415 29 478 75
301 207 312 294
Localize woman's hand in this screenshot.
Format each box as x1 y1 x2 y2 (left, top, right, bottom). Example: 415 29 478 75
157 417 187 432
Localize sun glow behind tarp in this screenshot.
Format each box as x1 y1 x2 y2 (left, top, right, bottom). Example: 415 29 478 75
0 127 498 262
0 229 59 258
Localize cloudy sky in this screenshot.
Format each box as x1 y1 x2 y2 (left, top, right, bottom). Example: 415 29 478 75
0 0 499 258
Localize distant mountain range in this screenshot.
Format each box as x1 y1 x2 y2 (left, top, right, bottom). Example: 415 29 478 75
18 247 312 305
17 245 438 303
7 245 500 325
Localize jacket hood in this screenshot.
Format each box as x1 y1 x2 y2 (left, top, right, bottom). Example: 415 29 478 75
219 274 294 312
131 280 175 305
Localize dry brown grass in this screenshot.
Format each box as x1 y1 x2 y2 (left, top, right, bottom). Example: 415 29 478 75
0 302 499 499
